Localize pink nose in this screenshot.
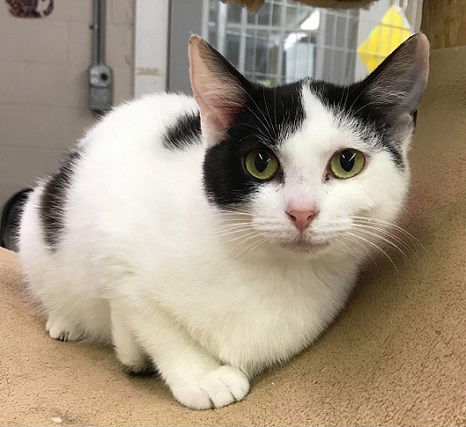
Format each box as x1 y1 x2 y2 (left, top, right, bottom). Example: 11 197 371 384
286 209 318 232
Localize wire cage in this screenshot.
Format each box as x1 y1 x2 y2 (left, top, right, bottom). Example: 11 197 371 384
203 0 422 86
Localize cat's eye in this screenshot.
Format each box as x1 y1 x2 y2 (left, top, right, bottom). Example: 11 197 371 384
244 149 279 181
329 149 365 179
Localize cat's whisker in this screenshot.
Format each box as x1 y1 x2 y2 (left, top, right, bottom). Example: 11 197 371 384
262 89 277 141
338 234 375 263
352 227 410 262
303 220 415 262
211 217 253 224
213 221 253 229
213 226 253 235
225 230 259 244
214 226 252 234
230 233 263 258
214 220 253 227
214 211 255 217
351 98 383 116
347 82 372 115
233 122 269 142
350 218 414 244
233 235 268 259
211 217 252 222
346 231 398 271
215 217 252 222
351 216 425 251
242 236 269 258
351 222 417 258
242 102 274 142
212 228 253 239
351 215 415 237
245 89 277 139
337 85 350 113
340 234 378 265
273 86 279 141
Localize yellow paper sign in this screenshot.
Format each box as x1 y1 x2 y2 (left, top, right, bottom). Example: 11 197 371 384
357 5 412 72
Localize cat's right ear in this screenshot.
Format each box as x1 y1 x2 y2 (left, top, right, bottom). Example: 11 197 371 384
189 35 250 146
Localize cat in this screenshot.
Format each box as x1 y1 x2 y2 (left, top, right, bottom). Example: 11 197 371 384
18 33 429 410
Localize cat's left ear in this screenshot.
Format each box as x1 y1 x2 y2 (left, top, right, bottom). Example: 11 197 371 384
360 33 430 123
189 35 250 146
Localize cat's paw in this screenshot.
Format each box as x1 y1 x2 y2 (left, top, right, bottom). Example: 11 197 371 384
170 366 250 410
46 317 83 342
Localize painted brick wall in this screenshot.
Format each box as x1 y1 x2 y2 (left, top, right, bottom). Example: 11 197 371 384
0 0 135 207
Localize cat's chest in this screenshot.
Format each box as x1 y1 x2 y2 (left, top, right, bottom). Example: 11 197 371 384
172 260 356 373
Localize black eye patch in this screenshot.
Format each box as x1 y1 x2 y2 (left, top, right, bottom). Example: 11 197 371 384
202 83 305 208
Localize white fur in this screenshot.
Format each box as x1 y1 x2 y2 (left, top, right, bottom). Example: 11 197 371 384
19 87 411 410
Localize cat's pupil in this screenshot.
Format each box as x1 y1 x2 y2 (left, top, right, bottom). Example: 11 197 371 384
254 151 270 173
340 150 356 172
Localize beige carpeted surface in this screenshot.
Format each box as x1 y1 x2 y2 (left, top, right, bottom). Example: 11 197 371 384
1 46 465 426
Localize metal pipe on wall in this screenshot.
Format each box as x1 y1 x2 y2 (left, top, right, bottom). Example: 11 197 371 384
89 0 113 115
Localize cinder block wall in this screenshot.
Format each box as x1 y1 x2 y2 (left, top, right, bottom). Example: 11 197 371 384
0 0 135 207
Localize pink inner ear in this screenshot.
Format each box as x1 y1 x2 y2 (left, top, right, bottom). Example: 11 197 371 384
189 37 245 146
192 74 243 144
200 108 232 144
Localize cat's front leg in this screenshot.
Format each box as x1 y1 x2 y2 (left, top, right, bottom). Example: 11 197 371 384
111 303 153 375
124 306 250 410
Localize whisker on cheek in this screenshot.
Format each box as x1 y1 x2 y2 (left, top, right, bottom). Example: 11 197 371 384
212 229 253 239
350 215 425 252
233 235 269 259
351 222 417 258
226 230 259 244
346 231 398 271
229 233 264 258
353 227 410 262
214 222 253 231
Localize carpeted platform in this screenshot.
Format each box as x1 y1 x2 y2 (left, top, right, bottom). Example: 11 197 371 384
0 46 465 426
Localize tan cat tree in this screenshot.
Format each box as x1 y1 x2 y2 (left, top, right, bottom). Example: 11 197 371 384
0 1 464 425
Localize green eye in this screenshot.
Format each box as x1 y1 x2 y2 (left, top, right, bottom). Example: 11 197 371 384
329 149 365 179
244 149 279 181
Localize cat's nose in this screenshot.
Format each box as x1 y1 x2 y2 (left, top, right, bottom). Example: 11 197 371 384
286 209 318 232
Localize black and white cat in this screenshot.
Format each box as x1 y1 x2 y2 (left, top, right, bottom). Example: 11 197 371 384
19 34 429 409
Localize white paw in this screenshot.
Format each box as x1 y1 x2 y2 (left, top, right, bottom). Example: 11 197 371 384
170 366 250 410
46 317 83 342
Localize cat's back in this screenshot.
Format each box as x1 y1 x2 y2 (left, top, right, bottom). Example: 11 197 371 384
81 92 201 155
72 91 204 219
20 92 205 261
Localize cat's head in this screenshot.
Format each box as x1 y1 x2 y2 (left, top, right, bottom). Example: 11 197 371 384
189 34 429 259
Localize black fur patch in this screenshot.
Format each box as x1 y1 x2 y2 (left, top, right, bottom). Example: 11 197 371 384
309 80 405 168
163 113 201 150
203 82 305 207
40 151 81 250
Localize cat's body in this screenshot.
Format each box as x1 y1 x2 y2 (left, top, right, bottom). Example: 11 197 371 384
19 35 429 409
20 93 355 367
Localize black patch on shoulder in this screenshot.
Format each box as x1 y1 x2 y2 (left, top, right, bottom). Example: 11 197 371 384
203 82 305 207
163 113 201 150
309 80 405 168
40 151 81 250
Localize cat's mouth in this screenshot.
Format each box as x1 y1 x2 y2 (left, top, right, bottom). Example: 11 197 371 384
280 236 330 253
